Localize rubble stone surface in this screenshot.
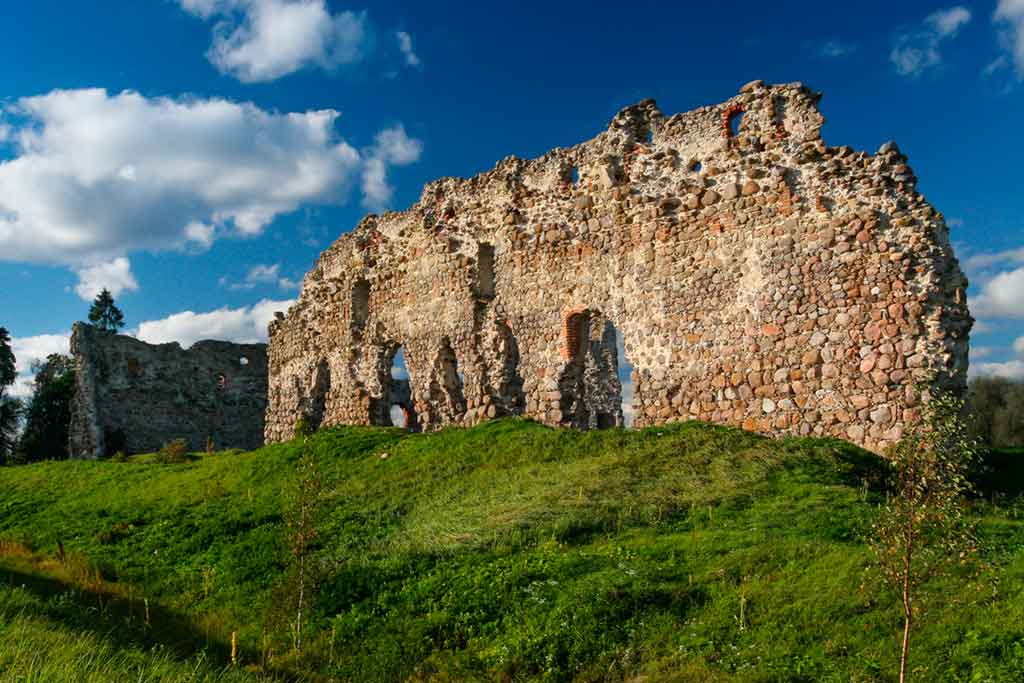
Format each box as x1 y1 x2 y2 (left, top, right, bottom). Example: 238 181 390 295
265 82 972 453
69 322 268 457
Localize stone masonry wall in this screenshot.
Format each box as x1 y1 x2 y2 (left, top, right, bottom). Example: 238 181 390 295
265 81 972 453
69 322 269 457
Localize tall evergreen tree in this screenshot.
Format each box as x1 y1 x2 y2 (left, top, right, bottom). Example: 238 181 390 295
15 354 75 463
88 288 125 332
0 327 20 464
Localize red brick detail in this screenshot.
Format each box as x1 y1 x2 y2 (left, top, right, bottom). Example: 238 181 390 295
721 104 745 147
561 306 590 360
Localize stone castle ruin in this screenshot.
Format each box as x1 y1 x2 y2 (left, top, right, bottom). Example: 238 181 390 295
264 81 971 454
69 322 269 457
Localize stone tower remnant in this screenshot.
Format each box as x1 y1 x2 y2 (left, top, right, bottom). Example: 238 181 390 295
69 322 269 458
264 81 972 453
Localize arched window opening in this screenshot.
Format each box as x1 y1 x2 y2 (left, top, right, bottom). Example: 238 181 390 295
239 356 249 366
729 110 744 137
383 345 417 431
391 346 408 380
476 243 496 299
721 104 745 141
351 278 370 338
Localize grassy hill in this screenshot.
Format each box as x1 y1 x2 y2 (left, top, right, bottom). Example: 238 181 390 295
0 419 1022 682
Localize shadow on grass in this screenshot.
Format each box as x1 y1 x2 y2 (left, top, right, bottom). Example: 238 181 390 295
1 565 236 667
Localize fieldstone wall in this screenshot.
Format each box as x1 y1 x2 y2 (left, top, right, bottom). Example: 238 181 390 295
69 322 269 458
265 81 972 453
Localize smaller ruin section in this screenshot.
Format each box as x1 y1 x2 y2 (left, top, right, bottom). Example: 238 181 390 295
69 322 269 458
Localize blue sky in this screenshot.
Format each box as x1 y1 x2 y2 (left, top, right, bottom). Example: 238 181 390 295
1 0 1023 397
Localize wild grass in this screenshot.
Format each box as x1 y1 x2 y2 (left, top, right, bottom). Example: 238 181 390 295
0 418 1022 682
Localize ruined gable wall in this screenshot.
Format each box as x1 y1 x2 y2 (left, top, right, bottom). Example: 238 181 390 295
265 81 971 453
69 322 269 457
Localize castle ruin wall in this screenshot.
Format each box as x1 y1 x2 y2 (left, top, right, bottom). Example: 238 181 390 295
264 81 972 453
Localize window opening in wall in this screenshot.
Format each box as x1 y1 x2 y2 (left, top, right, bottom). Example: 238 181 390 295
646 129 654 145
391 347 408 380
351 278 370 337
690 160 702 173
385 345 417 430
571 166 580 185
729 110 744 137
476 243 496 299
239 357 249 366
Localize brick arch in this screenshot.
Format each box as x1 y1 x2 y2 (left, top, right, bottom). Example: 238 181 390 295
561 305 591 360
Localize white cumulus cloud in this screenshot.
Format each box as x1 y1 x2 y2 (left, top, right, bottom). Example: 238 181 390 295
73 257 139 302
995 0 1024 79
361 124 423 209
135 298 294 348
9 334 70 398
970 335 1024 381
973 359 1024 380
969 267 1024 319
178 0 368 82
891 6 972 77
0 88 420 272
964 246 1024 273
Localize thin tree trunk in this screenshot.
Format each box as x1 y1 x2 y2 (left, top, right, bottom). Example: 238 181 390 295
297 548 305 651
900 609 911 683
900 526 914 683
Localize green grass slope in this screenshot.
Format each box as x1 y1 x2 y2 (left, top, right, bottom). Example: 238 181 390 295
1 419 1022 682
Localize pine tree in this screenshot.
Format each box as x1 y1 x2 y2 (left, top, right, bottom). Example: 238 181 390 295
88 288 125 332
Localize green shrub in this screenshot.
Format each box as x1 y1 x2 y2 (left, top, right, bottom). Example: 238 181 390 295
155 438 189 464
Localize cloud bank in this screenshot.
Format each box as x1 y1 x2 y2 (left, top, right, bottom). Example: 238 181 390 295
135 298 295 348
0 88 421 283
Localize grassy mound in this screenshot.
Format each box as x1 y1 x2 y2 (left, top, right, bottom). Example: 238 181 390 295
0 419 1022 682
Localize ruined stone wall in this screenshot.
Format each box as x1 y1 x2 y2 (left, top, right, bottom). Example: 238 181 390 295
265 81 972 453
69 323 269 457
